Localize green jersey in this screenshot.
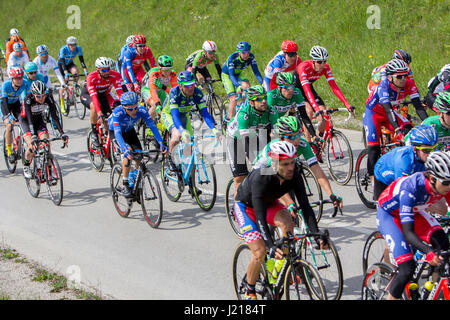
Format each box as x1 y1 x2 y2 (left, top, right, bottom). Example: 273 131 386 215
422 115 450 150
267 87 305 118
253 138 318 169
186 50 220 69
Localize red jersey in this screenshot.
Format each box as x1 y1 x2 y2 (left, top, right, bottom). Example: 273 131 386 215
86 70 124 114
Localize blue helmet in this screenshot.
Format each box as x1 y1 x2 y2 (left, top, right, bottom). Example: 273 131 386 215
177 70 196 86
409 125 438 147
120 91 139 106
236 41 251 52
24 62 38 73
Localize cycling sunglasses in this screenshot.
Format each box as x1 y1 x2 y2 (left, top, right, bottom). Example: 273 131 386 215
280 85 295 90
394 74 408 79
100 68 110 73
314 60 327 64
27 72 37 75
249 95 267 102
135 44 146 48
124 104 138 111
34 93 47 99
415 144 438 154
283 133 301 140
436 177 450 186
285 52 297 57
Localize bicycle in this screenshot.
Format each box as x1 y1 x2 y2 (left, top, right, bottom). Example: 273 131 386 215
361 249 450 300
41 99 64 139
160 134 218 211
59 74 86 119
200 79 226 132
110 150 163 228
86 119 121 172
2 124 24 173
23 137 67 206
222 86 247 134
232 229 328 300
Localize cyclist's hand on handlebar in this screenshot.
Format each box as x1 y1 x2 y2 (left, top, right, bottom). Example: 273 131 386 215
425 251 442 267
133 82 141 93
348 105 357 117
31 135 39 150
96 114 104 124
269 246 284 260
160 144 168 156
123 147 133 161
330 193 343 210
61 133 69 146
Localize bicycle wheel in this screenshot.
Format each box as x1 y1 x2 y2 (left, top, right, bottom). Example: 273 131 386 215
86 129 105 172
361 262 396 300
24 158 41 198
3 130 17 173
110 163 132 217
160 157 182 202
221 99 230 135
232 243 273 300
300 236 343 300
140 171 163 228
325 129 353 185
300 164 324 222
46 157 63 206
109 138 121 167
210 94 224 127
73 84 86 120
362 231 395 273
355 149 376 209
190 154 217 211
284 259 328 300
225 177 243 239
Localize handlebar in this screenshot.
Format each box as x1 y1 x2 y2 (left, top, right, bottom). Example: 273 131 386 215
313 108 352 122
124 149 160 167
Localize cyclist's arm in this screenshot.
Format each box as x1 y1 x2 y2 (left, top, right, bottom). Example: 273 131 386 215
169 71 178 90
411 97 428 121
324 68 351 109
252 181 275 249
22 97 35 134
123 50 137 83
47 96 63 133
381 102 402 132
214 62 222 79
292 169 319 233
250 56 263 84
111 115 128 152
310 163 334 198
51 58 65 85
170 107 186 134
148 72 161 103
145 48 156 69
199 106 215 130
78 55 87 70
296 103 316 137
86 76 103 115
141 108 164 147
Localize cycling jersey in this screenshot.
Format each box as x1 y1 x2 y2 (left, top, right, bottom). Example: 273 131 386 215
6 52 29 75
5 37 29 63
221 52 263 87
367 62 415 93
295 60 351 111
427 64 450 95
58 45 84 67
1 79 30 118
420 116 450 150
263 51 302 91
374 146 425 186
24 72 46 86
121 46 156 84
141 67 178 105
86 70 124 114
33 55 65 89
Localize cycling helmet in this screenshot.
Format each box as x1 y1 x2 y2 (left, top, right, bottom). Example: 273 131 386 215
433 92 450 113
66 36 77 45
409 125 438 147
309 46 328 61
236 41 251 52
95 57 111 69
281 40 298 53
106 58 116 69
31 80 46 96
157 55 173 70
425 151 450 181
120 91 139 106
246 85 266 100
202 40 217 52
393 49 412 65
268 140 297 161
126 35 135 46
275 116 302 136
177 71 196 86
133 34 147 45
24 62 38 73
9 28 19 36
276 72 295 87
9 67 24 79
13 42 23 51
385 58 409 75
36 44 48 55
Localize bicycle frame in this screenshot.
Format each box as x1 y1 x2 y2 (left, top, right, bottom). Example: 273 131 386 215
317 108 351 159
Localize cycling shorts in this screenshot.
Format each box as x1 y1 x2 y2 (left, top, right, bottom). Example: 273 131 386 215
1 101 21 121
20 115 48 137
295 82 325 107
58 61 77 76
226 136 249 178
233 200 286 244
161 111 193 136
109 128 142 154
123 66 146 85
141 87 167 107
221 72 248 97
80 85 118 116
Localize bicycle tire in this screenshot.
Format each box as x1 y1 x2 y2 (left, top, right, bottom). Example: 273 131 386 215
46 156 63 206
74 84 86 120
210 94 224 129
300 163 324 222
160 157 182 202
140 171 163 228
362 230 395 274
361 262 396 300
110 163 132 217
86 129 105 172
24 158 41 198
284 259 328 300
3 130 17 173
221 99 230 135
225 177 243 239
190 154 217 211
109 138 121 167
325 129 353 185
354 149 376 209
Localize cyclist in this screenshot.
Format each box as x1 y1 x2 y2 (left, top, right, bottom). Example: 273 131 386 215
221 41 264 122
116 35 135 74
364 58 429 185
6 42 30 75
226 85 278 196
1 67 30 163
185 40 222 85
24 62 46 85
108 92 166 197
5 28 29 63
141 55 178 120
294 45 355 138
57 36 88 114
374 125 439 201
20 80 68 178
81 57 124 147
33 45 65 92
234 140 328 300
253 116 343 210
161 71 220 169
121 34 156 93
377 151 450 300
263 40 302 92
425 63 450 109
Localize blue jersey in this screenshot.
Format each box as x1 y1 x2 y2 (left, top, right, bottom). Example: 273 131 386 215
108 105 163 152
1 79 30 104
222 52 263 87
58 45 83 66
374 146 425 185
24 72 47 87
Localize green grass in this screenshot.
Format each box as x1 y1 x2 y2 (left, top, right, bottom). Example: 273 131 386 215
0 0 449 118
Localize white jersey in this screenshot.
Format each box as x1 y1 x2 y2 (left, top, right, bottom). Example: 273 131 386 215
33 55 64 89
7 52 30 76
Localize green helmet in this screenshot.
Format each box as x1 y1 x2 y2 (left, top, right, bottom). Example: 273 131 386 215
246 85 266 100
433 92 450 113
275 116 302 135
276 72 294 87
158 55 173 70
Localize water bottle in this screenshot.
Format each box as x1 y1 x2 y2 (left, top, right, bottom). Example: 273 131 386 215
266 258 276 284
407 282 419 300
419 281 434 300
128 169 137 188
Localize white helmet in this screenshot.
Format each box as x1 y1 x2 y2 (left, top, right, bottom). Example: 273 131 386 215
95 57 111 69
268 140 297 161
10 28 19 36
66 36 77 45
202 40 217 52
310 46 328 61
126 35 135 46
425 151 450 181
36 44 48 55
31 80 47 96
385 58 409 76
13 42 23 51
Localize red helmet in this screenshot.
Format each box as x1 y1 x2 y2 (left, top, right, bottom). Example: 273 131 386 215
281 40 298 53
9 66 24 78
133 34 147 45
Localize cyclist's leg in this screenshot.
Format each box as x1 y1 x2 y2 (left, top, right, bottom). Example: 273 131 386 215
3 104 21 154
222 72 238 120
226 136 248 198
363 108 382 183
69 63 79 82
271 200 295 236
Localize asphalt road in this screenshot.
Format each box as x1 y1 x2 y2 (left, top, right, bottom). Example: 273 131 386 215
0 107 377 300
